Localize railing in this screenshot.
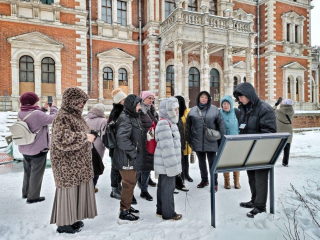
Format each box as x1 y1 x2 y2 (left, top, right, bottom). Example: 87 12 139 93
0 90 8 111
160 8 253 34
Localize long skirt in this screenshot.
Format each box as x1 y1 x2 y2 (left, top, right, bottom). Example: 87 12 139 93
50 180 97 226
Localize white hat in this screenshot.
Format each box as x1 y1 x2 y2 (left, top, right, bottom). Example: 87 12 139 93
282 99 294 105
112 88 127 104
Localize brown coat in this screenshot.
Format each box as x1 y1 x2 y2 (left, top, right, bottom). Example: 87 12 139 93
50 87 93 188
274 105 294 143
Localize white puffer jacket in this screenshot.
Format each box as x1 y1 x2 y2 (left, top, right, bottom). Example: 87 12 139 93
154 97 182 177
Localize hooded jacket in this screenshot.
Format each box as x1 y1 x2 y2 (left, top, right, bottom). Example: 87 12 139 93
220 95 239 135
85 108 108 159
273 104 294 143
50 87 93 188
113 94 144 171
185 91 226 152
139 102 159 171
154 97 182 177
233 82 276 134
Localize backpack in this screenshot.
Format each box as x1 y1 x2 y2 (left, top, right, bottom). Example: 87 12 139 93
102 120 117 149
9 111 43 145
146 119 171 154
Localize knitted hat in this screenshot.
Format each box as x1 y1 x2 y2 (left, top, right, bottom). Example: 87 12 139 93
140 91 154 101
92 103 106 112
19 92 39 105
282 99 294 105
112 88 127 104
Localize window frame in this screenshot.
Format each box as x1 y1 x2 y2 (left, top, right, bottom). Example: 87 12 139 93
41 57 55 84
165 0 175 19
209 0 217 15
166 65 175 97
188 67 200 87
19 56 35 83
103 67 113 89
102 0 112 24
188 0 197 12
118 68 128 86
117 0 127 26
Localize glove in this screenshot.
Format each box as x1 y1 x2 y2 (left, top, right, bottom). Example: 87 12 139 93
275 97 282 106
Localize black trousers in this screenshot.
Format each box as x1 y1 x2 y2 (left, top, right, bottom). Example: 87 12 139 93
247 169 269 209
156 174 176 219
282 143 291 165
196 151 218 185
111 164 122 188
22 153 47 201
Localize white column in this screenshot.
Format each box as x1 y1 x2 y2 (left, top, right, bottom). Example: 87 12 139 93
290 22 295 43
149 0 154 21
127 0 132 26
301 79 305 102
183 53 189 99
98 0 102 20
99 69 104 99
34 63 41 97
129 73 134 94
112 0 117 23
114 71 119 89
55 64 62 98
159 48 166 98
161 0 165 21
282 17 287 41
223 47 233 96
155 0 160 21
174 40 183 95
300 24 303 44
201 43 210 92
315 70 319 104
245 48 254 87
10 60 19 111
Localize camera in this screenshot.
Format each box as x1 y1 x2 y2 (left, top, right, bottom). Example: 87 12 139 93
48 96 53 107
90 130 101 138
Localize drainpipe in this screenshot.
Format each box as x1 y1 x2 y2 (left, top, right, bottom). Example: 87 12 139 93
158 37 162 98
257 0 260 97
89 0 93 92
139 0 142 92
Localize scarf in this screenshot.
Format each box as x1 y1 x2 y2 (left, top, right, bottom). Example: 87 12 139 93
20 105 41 112
198 103 207 110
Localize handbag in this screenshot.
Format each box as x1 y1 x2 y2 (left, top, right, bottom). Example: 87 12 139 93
92 144 105 175
146 121 157 154
102 120 117 149
197 108 221 142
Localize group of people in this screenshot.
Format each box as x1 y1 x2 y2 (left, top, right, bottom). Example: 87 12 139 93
17 81 294 233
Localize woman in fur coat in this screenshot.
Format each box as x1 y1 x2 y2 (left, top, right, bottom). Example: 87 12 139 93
154 97 182 221
50 87 97 234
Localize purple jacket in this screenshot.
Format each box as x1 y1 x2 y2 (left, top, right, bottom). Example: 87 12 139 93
85 112 107 160
18 106 58 156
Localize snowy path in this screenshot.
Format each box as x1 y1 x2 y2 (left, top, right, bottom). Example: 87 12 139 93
0 131 319 240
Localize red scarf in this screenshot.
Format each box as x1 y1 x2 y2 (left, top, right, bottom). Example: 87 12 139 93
20 105 41 112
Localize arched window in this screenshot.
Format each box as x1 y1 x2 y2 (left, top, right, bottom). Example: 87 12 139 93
210 69 219 88
312 80 315 103
165 0 175 18
209 0 217 15
166 65 174 97
103 67 113 89
188 0 197 12
41 57 55 83
19 56 34 82
296 78 299 95
118 68 128 86
287 77 291 94
243 77 246 83
233 76 238 92
189 67 200 87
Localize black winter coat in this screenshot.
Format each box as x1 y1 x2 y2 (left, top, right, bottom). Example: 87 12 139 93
113 95 144 171
108 103 124 158
186 91 226 152
233 82 277 134
139 104 158 171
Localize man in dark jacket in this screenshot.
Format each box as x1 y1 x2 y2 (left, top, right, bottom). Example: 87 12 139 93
233 82 277 218
113 94 144 224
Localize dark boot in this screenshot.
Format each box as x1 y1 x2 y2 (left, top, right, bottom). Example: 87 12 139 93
57 225 81 234
184 157 193 182
176 175 189 192
110 187 121 200
72 221 84 229
197 181 209 188
246 207 266 218
117 210 140 224
26 196 45 204
140 191 153 201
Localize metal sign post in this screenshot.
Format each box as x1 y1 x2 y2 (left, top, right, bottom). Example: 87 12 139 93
210 133 290 228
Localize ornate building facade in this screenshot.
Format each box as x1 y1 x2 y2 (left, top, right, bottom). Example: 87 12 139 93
0 0 319 111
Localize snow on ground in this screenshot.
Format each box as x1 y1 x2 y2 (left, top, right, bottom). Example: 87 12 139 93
0 112 319 240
